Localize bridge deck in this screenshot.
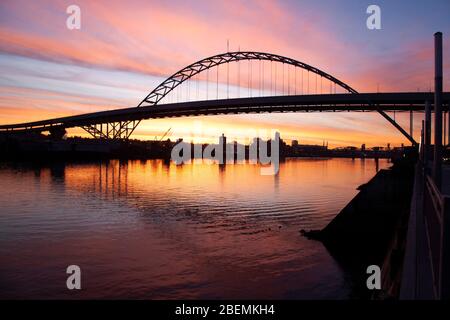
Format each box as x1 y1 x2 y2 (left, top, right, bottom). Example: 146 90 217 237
1 92 449 133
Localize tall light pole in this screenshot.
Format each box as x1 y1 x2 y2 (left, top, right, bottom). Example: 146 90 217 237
433 32 443 190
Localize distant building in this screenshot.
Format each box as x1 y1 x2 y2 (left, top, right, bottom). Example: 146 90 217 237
219 133 226 146
294 143 328 156
275 131 280 141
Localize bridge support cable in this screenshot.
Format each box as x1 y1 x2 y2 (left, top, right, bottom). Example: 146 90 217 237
137 51 358 108
76 51 415 143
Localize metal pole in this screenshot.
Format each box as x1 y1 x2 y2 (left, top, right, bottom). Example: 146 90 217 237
410 110 414 138
444 111 447 146
425 100 432 166
433 32 443 190
421 120 425 161
448 110 450 146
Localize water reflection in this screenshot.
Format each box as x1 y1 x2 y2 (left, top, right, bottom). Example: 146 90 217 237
0 158 389 299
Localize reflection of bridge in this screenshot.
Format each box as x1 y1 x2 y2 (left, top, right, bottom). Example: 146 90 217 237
1 51 449 145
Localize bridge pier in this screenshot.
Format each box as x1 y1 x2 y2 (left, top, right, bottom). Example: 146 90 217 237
48 127 67 139
82 120 140 139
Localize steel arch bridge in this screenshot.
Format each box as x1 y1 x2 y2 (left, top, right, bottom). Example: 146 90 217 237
2 51 445 144
139 51 358 106
82 51 361 140
82 51 357 139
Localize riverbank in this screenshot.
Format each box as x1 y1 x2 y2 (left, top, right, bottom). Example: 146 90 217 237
301 151 417 299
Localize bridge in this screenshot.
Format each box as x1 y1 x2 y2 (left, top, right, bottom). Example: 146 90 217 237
1 51 450 146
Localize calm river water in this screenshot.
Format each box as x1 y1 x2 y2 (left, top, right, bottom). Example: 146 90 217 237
0 158 389 299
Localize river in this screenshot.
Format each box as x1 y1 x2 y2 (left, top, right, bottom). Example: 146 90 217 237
0 158 389 299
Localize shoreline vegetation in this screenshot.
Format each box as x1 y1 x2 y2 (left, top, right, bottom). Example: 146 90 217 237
0 133 407 161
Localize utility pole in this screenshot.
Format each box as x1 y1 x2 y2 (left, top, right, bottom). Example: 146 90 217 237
433 32 443 190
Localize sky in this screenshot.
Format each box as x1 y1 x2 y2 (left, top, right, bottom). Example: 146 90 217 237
0 0 449 147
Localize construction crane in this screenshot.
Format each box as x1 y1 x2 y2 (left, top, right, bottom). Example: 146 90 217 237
159 127 172 141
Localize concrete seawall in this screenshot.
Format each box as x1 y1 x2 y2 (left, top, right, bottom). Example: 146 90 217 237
302 155 416 298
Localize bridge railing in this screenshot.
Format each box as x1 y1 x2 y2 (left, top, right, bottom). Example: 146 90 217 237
418 128 450 299
422 172 450 299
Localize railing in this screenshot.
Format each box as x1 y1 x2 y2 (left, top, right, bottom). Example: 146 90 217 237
402 32 449 300
415 120 450 299
418 123 450 299
422 172 450 298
